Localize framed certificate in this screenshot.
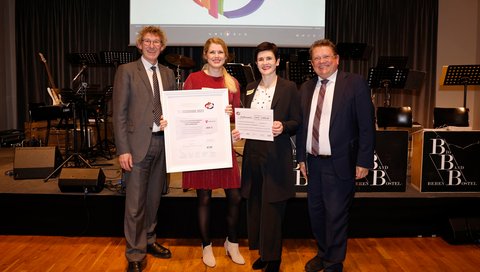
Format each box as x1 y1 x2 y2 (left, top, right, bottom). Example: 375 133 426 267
162 88 233 173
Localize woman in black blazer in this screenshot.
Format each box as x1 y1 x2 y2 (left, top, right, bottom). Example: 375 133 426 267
232 42 301 272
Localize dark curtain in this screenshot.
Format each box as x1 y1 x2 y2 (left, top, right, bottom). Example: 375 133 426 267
16 0 130 127
15 0 438 128
326 0 438 127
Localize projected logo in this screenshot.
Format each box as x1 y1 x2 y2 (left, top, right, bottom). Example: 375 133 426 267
193 0 265 19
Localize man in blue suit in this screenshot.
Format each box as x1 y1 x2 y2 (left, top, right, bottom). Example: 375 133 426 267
296 39 375 272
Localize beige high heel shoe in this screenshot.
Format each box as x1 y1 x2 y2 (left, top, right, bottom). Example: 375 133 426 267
224 237 245 265
202 243 216 267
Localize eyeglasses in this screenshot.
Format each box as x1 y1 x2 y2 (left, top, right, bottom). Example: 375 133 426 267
312 55 336 62
142 39 162 46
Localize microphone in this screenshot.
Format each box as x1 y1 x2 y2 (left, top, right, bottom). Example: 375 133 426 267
72 64 88 83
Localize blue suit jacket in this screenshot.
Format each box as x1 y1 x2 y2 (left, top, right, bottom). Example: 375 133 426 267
296 71 375 180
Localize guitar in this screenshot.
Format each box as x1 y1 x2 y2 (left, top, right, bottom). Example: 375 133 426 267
38 52 62 105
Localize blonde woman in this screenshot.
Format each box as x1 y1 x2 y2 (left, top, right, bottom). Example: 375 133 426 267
182 37 244 268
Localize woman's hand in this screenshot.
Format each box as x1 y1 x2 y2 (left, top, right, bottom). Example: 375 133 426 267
232 128 241 142
225 104 233 116
272 121 283 137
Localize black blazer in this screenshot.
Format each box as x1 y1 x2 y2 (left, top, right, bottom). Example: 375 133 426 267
296 71 375 180
240 77 301 202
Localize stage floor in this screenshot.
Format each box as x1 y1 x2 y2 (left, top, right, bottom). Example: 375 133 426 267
2 146 479 199
1 147 479 242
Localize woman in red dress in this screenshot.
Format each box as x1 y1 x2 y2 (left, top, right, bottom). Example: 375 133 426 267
182 37 244 268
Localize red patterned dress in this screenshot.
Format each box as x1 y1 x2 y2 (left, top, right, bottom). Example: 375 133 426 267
181 70 241 189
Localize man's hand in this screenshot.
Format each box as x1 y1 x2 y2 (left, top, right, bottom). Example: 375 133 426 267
355 166 369 179
119 153 133 172
299 162 308 181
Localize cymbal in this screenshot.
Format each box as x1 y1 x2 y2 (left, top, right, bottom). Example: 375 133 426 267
165 54 195 69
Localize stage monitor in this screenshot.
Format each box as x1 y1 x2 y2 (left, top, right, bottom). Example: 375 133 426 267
129 0 325 47
376 106 412 128
433 107 469 128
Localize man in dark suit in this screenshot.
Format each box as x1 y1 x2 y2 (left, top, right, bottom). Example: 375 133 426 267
113 26 175 272
296 39 375 272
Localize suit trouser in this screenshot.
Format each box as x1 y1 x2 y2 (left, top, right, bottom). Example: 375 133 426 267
124 134 166 262
306 155 355 266
246 151 287 262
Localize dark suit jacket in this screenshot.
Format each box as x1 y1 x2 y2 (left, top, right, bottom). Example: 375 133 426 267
296 71 375 180
112 59 175 163
240 77 301 202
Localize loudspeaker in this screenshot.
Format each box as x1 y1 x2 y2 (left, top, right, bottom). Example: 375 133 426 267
13 146 62 179
58 168 105 193
443 217 480 245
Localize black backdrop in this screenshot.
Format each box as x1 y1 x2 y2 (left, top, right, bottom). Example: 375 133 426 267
15 0 438 128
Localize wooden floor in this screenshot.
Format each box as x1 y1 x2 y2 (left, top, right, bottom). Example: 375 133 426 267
1 236 479 272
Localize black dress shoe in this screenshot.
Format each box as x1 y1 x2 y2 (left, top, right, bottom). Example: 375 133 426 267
252 257 268 270
147 242 172 259
265 260 281 272
305 255 325 272
127 259 146 272
324 263 343 272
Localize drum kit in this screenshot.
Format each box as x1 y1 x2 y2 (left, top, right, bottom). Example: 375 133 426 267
164 53 195 89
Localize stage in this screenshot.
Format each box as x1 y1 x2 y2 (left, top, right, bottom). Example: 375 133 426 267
1 147 479 243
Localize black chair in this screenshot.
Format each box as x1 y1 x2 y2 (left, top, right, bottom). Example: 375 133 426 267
433 107 469 128
376 106 413 129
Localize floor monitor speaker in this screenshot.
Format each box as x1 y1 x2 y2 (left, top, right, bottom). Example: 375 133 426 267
443 217 480 244
13 146 62 179
58 168 105 193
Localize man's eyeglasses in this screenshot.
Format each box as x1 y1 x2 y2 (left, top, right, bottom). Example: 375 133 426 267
312 55 336 62
142 39 162 46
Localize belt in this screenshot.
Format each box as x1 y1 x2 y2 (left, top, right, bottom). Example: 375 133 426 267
152 131 164 136
308 153 331 159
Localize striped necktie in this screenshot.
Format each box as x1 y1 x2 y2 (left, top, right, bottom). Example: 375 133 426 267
151 66 162 126
311 79 328 156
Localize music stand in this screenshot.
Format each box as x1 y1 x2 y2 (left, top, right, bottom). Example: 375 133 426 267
225 63 256 106
441 65 480 107
367 67 409 107
69 52 100 66
286 61 316 86
336 42 372 60
48 53 100 176
100 51 133 70
376 56 408 68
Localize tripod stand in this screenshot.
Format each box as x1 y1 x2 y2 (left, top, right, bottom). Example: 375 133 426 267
89 86 115 160
44 100 92 182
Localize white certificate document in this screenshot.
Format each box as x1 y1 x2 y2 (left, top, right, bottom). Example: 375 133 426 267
234 108 274 141
163 88 233 173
